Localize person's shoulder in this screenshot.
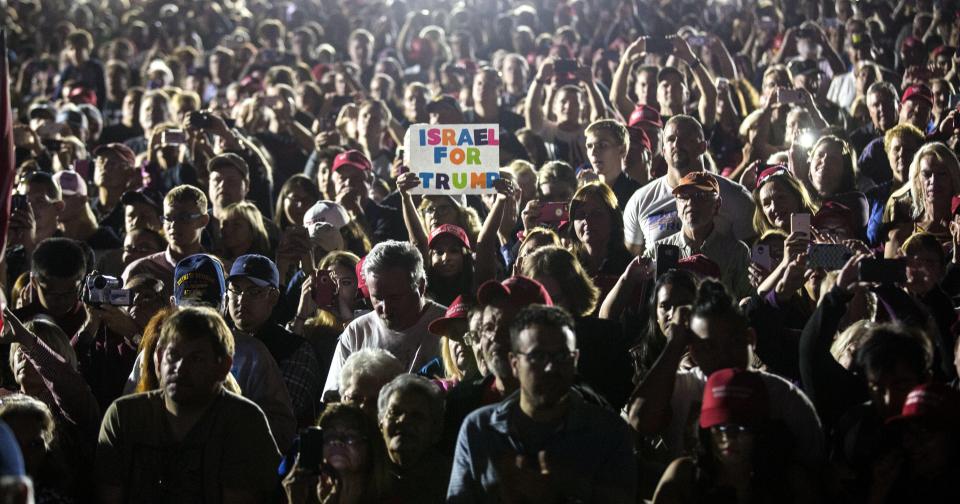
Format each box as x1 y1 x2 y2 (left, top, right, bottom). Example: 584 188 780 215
462 401 501 429
107 390 165 417
715 174 752 197
626 176 668 207
423 300 449 318
758 370 815 405
219 389 269 416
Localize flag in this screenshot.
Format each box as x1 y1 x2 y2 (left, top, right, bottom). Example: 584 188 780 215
0 29 15 328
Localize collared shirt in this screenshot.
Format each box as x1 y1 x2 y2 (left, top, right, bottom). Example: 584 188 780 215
646 222 754 299
447 390 637 503
249 323 323 426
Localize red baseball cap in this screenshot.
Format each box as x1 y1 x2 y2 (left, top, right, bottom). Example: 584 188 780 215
93 143 137 167
332 149 372 173
627 126 652 153
427 295 471 338
951 195 960 216
813 201 855 232
755 165 789 190
477 276 553 308
901 84 934 106
700 368 770 429
428 224 472 251
628 104 663 129
355 256 369 299
886 383 960 427
678 254 721 281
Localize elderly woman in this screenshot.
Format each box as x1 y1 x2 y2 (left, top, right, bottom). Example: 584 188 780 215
377 374 450 502
3 310 101 501
283 403 392 504
337 349 404 418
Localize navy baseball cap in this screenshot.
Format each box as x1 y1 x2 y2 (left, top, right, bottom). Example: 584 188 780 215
173 254 226 308
227 254 279 288
0 421 25 477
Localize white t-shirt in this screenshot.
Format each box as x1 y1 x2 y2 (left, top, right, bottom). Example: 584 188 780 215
623 174 757 254
668 367 824 465
322 300 447 393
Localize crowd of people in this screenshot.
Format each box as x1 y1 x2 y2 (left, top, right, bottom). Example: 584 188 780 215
2 0 960 502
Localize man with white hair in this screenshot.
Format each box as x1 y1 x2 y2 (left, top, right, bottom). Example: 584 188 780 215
322 241 446 394
339 348 404 417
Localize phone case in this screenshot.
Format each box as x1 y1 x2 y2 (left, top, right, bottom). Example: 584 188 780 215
807 244 853 271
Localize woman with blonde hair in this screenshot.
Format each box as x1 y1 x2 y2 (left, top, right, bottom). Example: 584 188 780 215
884 143 960 252
220 201 272 261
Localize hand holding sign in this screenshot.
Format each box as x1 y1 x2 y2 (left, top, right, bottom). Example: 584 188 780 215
403 124 501 195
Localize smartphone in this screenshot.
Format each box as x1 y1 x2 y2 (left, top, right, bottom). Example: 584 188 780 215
11 194 28 212
189 110 212 129
298 427 324 474
538 202 569 224
751 243 773 271
807 243 854 271
758 17 779 31
645 37 672 54
554 59 578 74
859 258 907 284
778 88 804 104
656 244 681 278
41 138 63 151
686 35 708 47
161 129 186 145
790 213 811 240
312 270 337 307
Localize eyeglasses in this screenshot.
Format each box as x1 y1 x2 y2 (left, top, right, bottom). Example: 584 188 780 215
463 330 479 345
162 212 204 223
323 433 368 447
124 245 157 255
227 286 272 299
515 349 577 367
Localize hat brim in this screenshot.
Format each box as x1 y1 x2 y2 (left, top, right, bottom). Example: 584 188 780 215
477 280 510 306
428 230 472 252
427 316 468 340
672 184 718 196
226 273 276 289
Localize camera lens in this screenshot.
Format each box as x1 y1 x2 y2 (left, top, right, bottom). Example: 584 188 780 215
93 275 109 289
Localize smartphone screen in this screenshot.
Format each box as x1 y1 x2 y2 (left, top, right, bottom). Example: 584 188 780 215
656 244 681 278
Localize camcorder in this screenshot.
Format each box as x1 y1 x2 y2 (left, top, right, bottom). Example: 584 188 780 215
83 274 133 306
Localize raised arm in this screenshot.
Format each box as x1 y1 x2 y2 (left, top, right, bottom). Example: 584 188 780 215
396 172 430 259
578 66 609 122
599 257 652 320
476 180 516 286
3 308 100 430
627 306 691 434
673 35 717 130
525 58 555 134
798 254 869 428
610 38 645 121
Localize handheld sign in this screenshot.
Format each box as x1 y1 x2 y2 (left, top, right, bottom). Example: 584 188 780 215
404 123 501 195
